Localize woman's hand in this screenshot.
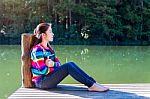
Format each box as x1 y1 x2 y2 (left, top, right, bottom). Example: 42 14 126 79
45 58 54 67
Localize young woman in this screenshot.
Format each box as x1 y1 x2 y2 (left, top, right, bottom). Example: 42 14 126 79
30 23 109 92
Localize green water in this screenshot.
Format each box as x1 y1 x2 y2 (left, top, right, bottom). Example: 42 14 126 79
0 45 150 99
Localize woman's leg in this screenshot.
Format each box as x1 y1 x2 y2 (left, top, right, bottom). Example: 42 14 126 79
69 62 109 92
37 62 95 89
69 62 96 83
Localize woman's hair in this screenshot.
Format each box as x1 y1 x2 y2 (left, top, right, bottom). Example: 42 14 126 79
30 23 51 49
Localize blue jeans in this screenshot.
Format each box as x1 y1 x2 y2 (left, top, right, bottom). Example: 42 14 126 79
35 62 96 89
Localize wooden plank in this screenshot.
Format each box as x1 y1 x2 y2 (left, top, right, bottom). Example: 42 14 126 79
8 84 150 99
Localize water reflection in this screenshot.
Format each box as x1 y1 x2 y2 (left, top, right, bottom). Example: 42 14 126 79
55 45 150 84
0 45 150 99
80 48 89 61
0 45 21 99
81 48 89 55
57 46 150 83
0 51 6 61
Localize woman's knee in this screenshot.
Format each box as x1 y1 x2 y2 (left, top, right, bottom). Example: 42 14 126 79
63 62 78 70
69 62 76 66
68 62 79 69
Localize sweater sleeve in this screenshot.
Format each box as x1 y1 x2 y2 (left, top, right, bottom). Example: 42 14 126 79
31 46 51 75
53 56 61 67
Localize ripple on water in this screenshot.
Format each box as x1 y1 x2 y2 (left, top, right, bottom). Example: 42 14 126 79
4 94 8 98
6 73 10 76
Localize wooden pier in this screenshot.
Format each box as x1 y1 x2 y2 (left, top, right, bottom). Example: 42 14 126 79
8 83 150 99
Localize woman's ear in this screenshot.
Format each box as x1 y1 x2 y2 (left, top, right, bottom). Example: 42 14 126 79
41 33 46 38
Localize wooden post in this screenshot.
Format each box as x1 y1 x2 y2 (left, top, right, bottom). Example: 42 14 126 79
21 33 34 88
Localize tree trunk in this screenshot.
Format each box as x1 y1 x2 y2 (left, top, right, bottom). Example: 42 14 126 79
21 33 34 88
69 9 72 26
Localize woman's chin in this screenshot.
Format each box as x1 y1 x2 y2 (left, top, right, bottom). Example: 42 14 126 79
49 39 53 42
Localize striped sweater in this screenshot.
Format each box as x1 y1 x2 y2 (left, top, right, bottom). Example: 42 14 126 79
31 44 61 83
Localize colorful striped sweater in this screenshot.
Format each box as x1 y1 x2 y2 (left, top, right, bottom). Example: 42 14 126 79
31 44 61 83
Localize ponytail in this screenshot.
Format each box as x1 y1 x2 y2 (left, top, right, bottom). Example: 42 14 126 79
30 34 42 49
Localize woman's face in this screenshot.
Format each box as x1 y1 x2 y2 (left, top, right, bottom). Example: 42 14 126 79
44 26 54 42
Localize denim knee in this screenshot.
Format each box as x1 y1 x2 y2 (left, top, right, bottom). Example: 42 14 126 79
68 62 77 67
69 62 75 65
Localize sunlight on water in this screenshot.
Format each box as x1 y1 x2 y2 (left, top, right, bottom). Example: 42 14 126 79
0 45 150 99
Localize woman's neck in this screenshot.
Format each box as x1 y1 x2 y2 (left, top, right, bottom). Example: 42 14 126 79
40 40 49 49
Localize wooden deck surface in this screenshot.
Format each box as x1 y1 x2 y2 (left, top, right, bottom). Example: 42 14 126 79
8 84 150 99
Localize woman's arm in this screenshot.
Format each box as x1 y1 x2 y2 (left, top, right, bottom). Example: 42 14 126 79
46 56 61 67
45 58 54 67
48 46 61 67
53 56 61 67
31 46 51 75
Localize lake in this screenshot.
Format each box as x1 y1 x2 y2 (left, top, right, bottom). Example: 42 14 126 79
0 45 150 99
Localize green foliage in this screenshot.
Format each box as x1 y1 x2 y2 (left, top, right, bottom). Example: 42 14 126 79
0 0 150 45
